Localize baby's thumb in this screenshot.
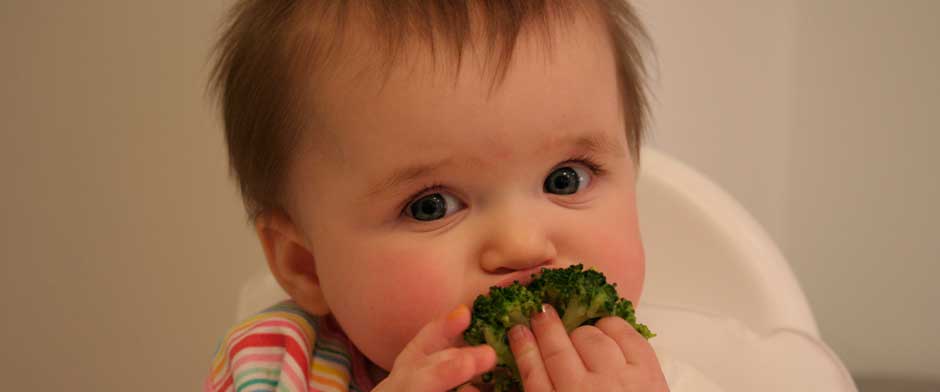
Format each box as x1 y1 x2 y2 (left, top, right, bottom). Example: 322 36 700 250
397 304 472 364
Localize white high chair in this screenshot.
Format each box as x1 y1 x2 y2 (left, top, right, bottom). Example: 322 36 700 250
234 147 857 391
636 147 856 391
637 147 818 335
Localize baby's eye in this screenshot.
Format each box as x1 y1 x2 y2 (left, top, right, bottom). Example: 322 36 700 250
406 192 463 221
544 166 592 195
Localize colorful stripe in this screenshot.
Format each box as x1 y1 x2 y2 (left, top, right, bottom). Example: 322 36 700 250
206 301 375 392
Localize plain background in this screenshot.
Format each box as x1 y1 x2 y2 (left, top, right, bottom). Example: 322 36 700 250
1 0 936 390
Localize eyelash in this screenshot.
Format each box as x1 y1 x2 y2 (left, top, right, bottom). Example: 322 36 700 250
398 155 607 216
565 154 607 177
399 183 446 217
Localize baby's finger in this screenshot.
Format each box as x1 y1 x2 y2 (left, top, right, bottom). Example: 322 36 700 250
529 304 585 382
508 324 553 392
595 316 657 365
569 325 623 372
413 345 496 392
398 304 472 365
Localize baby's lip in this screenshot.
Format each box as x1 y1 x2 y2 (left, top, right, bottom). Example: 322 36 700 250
495 267 544 288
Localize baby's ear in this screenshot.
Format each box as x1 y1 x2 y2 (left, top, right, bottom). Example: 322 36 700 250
255 210 330 316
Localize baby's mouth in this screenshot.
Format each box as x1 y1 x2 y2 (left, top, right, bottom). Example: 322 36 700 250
495 267 544 288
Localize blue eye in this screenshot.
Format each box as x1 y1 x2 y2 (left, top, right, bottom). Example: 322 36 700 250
544 166 591 195
407 192 461 221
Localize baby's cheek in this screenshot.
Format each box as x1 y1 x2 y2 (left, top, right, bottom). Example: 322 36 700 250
373 268 453 324
582 221 645 303
354 255 461 369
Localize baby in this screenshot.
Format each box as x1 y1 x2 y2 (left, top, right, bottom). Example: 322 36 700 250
206 1 668 391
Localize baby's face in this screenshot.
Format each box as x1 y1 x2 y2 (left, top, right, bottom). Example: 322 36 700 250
285 15 644 371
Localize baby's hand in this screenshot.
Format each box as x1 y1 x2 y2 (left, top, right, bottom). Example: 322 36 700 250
509 304 669 392
373 304 496 392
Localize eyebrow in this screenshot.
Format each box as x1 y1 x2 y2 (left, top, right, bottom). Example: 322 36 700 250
364 157 453 200
364 131 624 200
564 132 626 159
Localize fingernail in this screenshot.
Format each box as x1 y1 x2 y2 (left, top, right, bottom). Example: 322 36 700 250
531 303 552 325
509 325 529 343
541 303 555 316
447 304 468 321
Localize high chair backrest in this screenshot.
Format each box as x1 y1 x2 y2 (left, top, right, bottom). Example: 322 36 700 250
636 147 819 337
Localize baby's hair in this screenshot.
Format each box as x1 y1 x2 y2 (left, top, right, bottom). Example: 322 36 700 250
209 0 652 222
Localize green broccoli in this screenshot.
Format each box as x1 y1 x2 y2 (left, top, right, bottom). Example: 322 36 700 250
463 264 654 392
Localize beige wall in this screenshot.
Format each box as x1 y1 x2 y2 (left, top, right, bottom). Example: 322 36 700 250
638 0 939 384
1 0 936 390
1 1 261 389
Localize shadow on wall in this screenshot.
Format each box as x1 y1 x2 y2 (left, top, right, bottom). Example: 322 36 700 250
854 376 940 392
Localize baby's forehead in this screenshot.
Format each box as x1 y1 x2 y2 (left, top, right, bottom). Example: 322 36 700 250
307 25 621 161
297 3 620 156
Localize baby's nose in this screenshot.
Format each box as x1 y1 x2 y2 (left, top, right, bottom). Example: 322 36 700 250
477 210 557 273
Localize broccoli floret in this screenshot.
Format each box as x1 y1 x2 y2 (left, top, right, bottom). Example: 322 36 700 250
529 264 655 339
463 264 655 391
463 282 541 388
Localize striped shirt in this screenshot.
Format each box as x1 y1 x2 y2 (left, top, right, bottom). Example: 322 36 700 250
205 301 385 392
